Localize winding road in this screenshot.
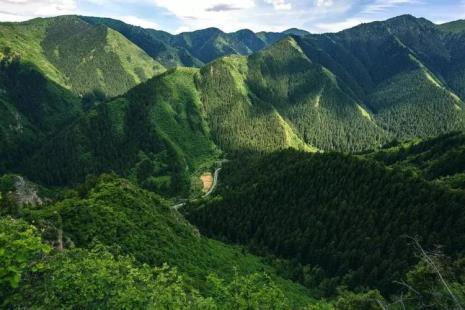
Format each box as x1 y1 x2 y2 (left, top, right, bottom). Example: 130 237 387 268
204 168 221 197
171 167 222 211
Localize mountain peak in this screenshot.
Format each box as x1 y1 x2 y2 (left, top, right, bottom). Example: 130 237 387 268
283 28 310 36
385 14 434 27
439 19 465 33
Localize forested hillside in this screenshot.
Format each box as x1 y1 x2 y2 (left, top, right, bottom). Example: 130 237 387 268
0 49 82 172
22 68 220 196
3 12 465 309
188 150 465 295
0 175 315 308
83 16 292 67
0 16 165 96
369 131 465 190
195 15 465 153
2 14 465 156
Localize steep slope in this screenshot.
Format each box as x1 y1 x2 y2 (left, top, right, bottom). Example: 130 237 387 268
369 132 465 190
22 68 220 196
81 16 203 68
198 37 387 153
189 149 465 294
5 14 465 183
192 16 465 154
12 176 314 307
283 28 311 36
0 51 81 172
294 15 465 141
0 16 165 96
440 20 465 33
83 16 289 67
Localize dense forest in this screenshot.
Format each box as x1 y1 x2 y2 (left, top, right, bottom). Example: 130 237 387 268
2 13 465 309
188 148 465 297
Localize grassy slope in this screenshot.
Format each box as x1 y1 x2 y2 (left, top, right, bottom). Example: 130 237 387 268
20 176 314 307
198 37 387 153
439 20 465 33
23 68 219 196
0 16 165 97
294 16 465 144
0 18 66 86
82 16 287 68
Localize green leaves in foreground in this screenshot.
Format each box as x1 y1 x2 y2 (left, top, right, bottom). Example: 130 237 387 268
6 244 296 309
0 217 50 290
10 246 210 309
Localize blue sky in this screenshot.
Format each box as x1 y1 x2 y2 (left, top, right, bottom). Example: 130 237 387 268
0 0 464 33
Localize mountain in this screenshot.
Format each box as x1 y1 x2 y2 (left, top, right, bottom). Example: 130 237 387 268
0 16 165 97
283 28 311 36
21 68 220 195
0 50 82 171
198 38 385 153
369 131 465 190
293 15 465 140
188 147 465 295
82 16 294 67
1 175 314 308
440 20 465 33
3 13 465 309
0 15 166 179
8 14 465 189
194 15 465 153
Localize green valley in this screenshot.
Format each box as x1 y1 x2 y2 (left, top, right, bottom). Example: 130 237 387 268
2 11 465 310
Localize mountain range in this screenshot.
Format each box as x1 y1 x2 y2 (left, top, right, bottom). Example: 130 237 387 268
2 14 465 187
2 13 465 309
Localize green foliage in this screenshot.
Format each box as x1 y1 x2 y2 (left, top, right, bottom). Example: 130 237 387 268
333 290 385 310
6 244 309 309
370 132 465 190
399 254 465 309
206 270 290 309
41 16 165 97
0 52 81 171
9 247 212 309
0 217 50 291
22 69 220 196
18 176 314 307
0 16 165 97
83 16 290 68
189 150 465 294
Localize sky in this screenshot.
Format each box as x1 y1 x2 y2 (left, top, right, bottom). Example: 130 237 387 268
0 0 464 33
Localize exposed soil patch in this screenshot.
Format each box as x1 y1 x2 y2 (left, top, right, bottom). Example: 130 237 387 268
200 172 213 193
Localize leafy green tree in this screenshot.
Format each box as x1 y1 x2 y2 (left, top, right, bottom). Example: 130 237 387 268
206 269 290 309
9 246 213 309
333 290 385 310
401 254 465 309
0 217 50 295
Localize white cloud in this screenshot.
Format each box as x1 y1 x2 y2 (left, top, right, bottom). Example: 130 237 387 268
152 0 355 32
0 0 77 21
264 0 292 10
153 0 255 18
314 17 370 32
315 0 334 8
363 0 422 14
118 15 160 29
153 0 260 32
